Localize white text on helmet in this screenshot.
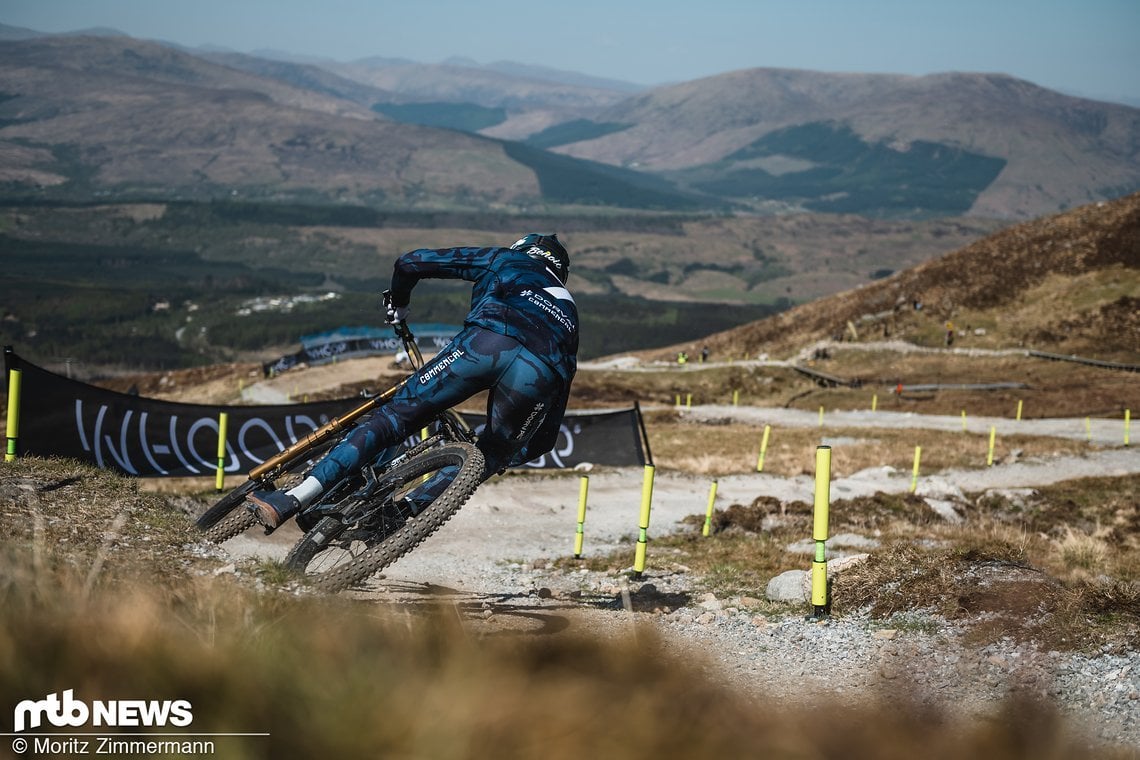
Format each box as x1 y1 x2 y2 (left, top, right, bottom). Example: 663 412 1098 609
524 246 563 272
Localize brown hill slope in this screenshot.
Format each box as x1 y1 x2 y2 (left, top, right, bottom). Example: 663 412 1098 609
643 192 1140 362
557 68 1140 218
0 36 538 204
323 58 630 111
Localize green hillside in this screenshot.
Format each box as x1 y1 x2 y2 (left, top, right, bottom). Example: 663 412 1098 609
675 122 1007 217
501 142 721 211
371 101 508 132
524 119 632 149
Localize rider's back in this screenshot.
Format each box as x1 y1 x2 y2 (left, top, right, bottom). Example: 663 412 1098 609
391 246 579 382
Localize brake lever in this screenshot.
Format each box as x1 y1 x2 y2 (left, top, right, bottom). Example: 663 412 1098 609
382 289 423 369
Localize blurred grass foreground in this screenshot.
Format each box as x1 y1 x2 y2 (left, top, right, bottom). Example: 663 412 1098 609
0 457 1128 759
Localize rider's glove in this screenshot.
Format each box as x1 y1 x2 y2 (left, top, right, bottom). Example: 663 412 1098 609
386 303 409 324
381 290 410 324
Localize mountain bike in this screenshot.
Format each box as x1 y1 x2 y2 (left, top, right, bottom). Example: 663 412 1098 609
195 301 485 592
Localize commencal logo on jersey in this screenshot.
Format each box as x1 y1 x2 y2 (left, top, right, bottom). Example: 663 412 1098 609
518 290 575 332
419 348 465 384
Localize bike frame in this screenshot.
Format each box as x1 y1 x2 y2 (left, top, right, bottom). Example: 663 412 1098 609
246 317 427 481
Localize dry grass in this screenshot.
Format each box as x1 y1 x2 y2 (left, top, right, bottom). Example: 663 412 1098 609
3 458 1127 759
575 349 1139 420
642 410 1088 477
1055 525 1111 574
806 351 1140 418
602 473 1140 652
570 364 801 409
4 577 1114 759
829 527 1139 652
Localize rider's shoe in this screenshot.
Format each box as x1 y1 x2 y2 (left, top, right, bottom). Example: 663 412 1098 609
246 489 301 530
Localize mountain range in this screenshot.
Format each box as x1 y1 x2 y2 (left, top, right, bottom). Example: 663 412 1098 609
2 26 1139 219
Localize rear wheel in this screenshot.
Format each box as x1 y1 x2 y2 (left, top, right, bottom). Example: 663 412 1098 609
284 442 484 593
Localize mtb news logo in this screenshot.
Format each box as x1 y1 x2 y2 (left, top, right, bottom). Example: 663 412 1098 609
13 690 193 732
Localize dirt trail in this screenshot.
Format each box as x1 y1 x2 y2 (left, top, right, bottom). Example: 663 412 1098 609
223 428 1139 589
686 404 1133 445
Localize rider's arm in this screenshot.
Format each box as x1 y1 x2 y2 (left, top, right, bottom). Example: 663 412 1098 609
388 246 496 306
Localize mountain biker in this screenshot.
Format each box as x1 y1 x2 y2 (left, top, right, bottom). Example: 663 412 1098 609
246 233 578 529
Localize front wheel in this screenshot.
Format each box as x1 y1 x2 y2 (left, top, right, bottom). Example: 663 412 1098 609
195 480 257 531
194 439 341 543
284 442 484 593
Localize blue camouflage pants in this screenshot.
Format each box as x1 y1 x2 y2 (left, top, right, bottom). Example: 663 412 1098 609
307 326 562 490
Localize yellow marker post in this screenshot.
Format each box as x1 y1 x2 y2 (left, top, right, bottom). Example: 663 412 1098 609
810 446 832 620
5 368 22 462
961 410 967 432
1085 416 1092 443
987 426 997 467
871 393 878 412
732 389 740 406
214 412 229 491
633 465 656 576
675 393 681 408
701 479 718 537
756 424 771 472
573 475 589 558
910 445 921 493
1126 409 1132 447
686 393 692 409
818 406 824 428
1016 399 1023 421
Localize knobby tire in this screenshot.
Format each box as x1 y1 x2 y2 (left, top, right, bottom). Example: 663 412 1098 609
201 508 259 544
195 480 255 531
285 441 484 593
192 421 464 543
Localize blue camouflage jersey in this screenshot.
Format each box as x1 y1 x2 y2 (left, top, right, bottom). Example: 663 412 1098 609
302 244 579 493
388 246 578 383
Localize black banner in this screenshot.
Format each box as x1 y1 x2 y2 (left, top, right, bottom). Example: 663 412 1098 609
4 350 646 477
457 408 647 470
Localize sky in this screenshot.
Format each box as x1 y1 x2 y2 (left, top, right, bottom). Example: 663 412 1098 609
4 0 1139 105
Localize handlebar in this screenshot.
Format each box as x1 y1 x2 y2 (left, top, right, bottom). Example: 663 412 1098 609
383 290 425 370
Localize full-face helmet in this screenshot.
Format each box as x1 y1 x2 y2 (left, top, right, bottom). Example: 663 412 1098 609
510 233 569 284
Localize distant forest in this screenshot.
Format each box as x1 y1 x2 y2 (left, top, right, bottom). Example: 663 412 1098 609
0 203 778 371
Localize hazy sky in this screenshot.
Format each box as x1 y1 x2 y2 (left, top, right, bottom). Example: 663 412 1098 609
5 0 1139 104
